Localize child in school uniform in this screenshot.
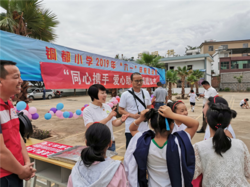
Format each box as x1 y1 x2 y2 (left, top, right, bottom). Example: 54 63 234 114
124 106 199 187
240 98 249 109
189 90 198 112
67 123 127 187
167 101 188 133
193 98 250 186
204 96 236 140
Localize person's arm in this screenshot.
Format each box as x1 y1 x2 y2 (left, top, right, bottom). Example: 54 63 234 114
158 105 199 138
119 107 140 119
112 114 129 127
20 134 30 165
0 134 34 179
129 109 149 136
151 96 156 104
165 96 168 103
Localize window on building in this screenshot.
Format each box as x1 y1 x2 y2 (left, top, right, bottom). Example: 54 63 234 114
243 43 248 48
221 45 228 50
170 66 175 70
242 53 248 57
208 46 214 51
221 61 229 70
187 65 192 70
231 60 250 69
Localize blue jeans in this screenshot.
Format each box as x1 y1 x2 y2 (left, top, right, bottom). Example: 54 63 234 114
154 102 165 110
108 141 116 151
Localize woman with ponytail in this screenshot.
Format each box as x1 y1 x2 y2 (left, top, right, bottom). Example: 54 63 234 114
167 100 188 133
124 106 199 187
193 99 250 186
67 123 127 187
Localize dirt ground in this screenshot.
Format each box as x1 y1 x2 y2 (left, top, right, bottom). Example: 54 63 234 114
29 92 250 159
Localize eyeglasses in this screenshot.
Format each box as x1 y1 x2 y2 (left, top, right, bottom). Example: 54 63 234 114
134 80 143 83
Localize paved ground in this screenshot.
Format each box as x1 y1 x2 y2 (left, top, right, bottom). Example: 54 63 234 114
30 92 250 157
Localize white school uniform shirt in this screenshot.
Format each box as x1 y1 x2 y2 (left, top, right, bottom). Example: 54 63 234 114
119 88 151 133
124 131 191 187
240 99 245 106
189 93 197 103
171 123 187 134
83 103 116 140
204 124 236 140
203 87 218 105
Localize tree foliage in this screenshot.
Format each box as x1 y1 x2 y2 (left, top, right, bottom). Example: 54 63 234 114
136 53 163 68
166 70 179 100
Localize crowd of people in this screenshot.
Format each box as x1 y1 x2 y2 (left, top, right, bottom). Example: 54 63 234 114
1 60 250 187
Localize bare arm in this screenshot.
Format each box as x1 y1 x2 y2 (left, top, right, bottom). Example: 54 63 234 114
165 96 168 103
20 134 30 165
119 107 139 119
129 109 149 136
158 106 199 138
112 114 130 127
151 96 156 103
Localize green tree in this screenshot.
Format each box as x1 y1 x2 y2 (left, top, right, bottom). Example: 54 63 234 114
166 70 179 100
192 70 204 94
185 45 199 52
177 66 192 99
0 0 59 42
187 74 198 90
234 75 243 91
136 53 163 68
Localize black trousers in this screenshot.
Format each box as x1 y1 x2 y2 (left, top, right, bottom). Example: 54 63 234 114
200 105 207 131
0 174 23 187
125 132 133 149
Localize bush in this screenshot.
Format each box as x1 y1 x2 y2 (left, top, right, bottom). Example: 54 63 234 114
30 125 51 140
172 93 178 95
224 87 230 92
247 87 250 92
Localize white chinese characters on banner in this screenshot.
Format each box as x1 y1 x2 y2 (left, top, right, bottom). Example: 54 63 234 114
71 71 81 85
69 71 157 86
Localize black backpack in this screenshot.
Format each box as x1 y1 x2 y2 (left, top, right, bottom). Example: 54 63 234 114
18 112 33 143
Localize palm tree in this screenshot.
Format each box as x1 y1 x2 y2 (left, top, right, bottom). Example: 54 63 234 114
136 53 163 68
0 0 59 42
166 70 179 100
177 66 191 99
187 74 198 90
192 70 204 94
185 45 199 52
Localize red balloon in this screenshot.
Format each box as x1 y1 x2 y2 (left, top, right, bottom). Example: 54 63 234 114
25 104 29 111
81 107 85 111
117 98 120 102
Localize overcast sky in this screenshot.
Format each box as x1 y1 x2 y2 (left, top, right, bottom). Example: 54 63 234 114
1 0 250 59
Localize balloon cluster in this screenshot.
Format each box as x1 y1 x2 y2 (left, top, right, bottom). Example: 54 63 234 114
15 101 39 120
44 103 83 120
107 96 120 108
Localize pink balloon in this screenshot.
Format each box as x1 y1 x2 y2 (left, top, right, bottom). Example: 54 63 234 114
28 113 32 120
80 113 83 117
108 103 114 108
59 116 64 119
49 111 54 116
116 96 120 99
56 110 63 117
21 110 29 117
29 107 37 114
112 100 118 105
73 113 79 119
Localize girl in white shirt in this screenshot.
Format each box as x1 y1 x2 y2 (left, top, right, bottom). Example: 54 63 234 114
167 100 188 134
193 98 250 186
124 106 199 187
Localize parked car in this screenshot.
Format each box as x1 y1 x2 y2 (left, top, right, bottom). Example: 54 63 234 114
27 88 54 100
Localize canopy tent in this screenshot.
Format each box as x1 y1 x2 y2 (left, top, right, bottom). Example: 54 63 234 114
0 30 165 89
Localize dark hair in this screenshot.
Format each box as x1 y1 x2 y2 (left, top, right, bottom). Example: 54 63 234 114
88 84 106 101
157 82 162 86
201 80 210 85
81 123 111 167
167 101 184 113
130 72 141 81
206 103 237 156
245 98 249 101
190 90 194 93
144 108 174 135
0 60 16 79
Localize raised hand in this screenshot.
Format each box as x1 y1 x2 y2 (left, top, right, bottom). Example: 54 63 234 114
121 114 129 122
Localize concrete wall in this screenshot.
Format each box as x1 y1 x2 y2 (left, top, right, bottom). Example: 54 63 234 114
206 58 212 84
221 71 250 91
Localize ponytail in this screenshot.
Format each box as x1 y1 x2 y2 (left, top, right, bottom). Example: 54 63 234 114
80 123 111 167
206 103 233 156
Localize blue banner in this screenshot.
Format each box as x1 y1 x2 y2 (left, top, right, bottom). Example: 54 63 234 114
0 30 165 84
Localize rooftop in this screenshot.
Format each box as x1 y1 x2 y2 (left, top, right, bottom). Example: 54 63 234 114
199 39 250 48
160 54 213 62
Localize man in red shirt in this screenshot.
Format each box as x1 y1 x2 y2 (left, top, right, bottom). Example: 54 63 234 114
0 60 36 186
